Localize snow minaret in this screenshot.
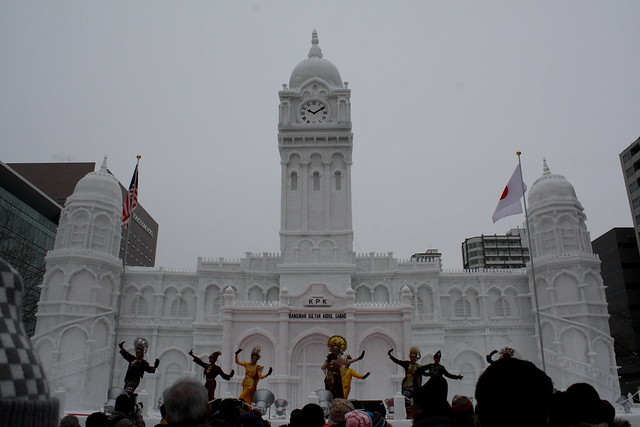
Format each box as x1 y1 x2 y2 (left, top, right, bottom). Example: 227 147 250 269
527 160 620 398
33 157 123 411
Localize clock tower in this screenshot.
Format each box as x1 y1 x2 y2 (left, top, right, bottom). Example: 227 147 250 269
277 31 355 293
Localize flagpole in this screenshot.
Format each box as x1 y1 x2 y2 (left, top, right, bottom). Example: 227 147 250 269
517 151 547 372
109 155 141 391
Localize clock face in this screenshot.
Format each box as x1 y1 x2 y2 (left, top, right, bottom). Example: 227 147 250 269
299 100 328 124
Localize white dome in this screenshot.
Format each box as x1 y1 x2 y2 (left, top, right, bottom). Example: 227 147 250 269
72 157 122 204
528 159 577 207
289 30 343 89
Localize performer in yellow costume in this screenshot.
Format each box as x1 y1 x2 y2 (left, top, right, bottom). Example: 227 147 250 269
235 346 273 404
341 354 370 399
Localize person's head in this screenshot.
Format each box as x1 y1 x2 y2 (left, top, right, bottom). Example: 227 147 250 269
413 376 451 419
250 346 262 364
135 347 144 359
214 398 243 422
344 410 372 427
547 383 614 427
409 346 421 363
163 377 209 424
209 351 221 363
235 411 263 427
329 398 355 424
433 350 441 364
59 414 80 427
85 412 108 427
475 358 553 427
300 403 326 427
114 394 134 415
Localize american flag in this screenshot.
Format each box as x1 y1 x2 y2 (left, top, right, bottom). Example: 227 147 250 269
121 162 139 226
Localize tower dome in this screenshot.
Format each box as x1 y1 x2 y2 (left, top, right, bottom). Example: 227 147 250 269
528 159 578 208
289 30 343 89
71 157 122 205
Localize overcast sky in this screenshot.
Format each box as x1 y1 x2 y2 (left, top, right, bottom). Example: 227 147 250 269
2 1 639 271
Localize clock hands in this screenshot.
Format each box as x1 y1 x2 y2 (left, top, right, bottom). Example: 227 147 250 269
308 106 325 114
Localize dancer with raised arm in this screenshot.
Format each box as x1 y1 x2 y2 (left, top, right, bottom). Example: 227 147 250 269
118 337 159 397
416 350 463 399
235 346 273 404
388 346 423 399
322 335 365 399
189 349 235 401
341 354 370 399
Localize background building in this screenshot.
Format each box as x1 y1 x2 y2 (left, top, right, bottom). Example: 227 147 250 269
1 160 158 337
620 137 640 256
461 228 529 270
8 161 158 267
592 227 640 395
0 161 61 336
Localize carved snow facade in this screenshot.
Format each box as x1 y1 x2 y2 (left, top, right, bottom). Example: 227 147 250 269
33 32 620 413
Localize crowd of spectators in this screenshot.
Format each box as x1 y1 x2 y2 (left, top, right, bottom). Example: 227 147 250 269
59 358 632 427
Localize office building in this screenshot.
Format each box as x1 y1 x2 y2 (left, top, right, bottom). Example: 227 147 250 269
620 136 640 255
462 228 529 270
592 227 640 394
0 161 60 336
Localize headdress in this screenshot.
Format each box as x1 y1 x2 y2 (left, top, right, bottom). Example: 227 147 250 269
250 346 262 359
434 350 442 359
134 337 149 353
327 335 347 353
499 347 515 358
211 351 222 358
408 346 421 360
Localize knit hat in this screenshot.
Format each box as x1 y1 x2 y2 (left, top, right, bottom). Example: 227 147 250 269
0 257 59 426
345 410 372 427
329 398 355 424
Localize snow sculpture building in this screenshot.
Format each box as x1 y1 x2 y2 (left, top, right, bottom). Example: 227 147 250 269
33 32 620 412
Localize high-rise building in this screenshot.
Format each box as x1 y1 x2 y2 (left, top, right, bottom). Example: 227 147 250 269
592 227 640 394
620 136 640 255
8 161 158 267
0 161 60 336
461 228 529 270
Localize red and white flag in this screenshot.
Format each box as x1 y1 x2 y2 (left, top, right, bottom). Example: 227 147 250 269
121 163 139 226
492 164 526 223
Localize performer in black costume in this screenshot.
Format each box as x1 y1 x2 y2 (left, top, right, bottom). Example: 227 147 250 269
118 338 159 397
388 346 424 399
415 350 462 400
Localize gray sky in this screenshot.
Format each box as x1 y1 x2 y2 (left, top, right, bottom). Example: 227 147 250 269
2 1 639 271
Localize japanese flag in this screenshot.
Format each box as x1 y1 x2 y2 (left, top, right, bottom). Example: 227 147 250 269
492 164 526 223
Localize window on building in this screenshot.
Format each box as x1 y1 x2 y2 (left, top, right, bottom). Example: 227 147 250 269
454 297 471 318
494 297 511 317
131 296 148 316
171 297 188 317
291 171 298 191
313 172 320 191
335 171 342 190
